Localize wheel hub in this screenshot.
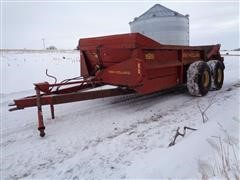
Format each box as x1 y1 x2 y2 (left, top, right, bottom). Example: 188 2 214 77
202 70 210 88
217 68 222 83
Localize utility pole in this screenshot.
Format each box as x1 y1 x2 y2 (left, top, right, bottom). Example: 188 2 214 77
42 38 45 49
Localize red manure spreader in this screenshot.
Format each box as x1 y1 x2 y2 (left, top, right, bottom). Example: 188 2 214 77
9 33 224 137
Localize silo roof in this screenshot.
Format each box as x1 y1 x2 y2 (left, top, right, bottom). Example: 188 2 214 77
131 4 187 23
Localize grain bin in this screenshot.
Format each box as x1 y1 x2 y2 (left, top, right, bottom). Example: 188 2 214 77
129 4 189 45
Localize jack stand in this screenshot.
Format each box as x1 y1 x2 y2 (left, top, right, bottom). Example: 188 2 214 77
35 86 45 137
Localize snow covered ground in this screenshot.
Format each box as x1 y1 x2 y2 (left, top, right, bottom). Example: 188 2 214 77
1 50 80 94
1 50 239 179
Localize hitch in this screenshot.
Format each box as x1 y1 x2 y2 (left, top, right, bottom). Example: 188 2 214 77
9 80 134 137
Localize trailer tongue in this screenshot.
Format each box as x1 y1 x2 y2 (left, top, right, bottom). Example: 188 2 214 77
9 33 224 137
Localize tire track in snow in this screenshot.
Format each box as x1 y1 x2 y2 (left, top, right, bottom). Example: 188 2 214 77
3 81 239 179
53 82 240 179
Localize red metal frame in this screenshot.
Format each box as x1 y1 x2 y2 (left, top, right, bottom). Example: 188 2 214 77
9 33 223 137
80 33 223 94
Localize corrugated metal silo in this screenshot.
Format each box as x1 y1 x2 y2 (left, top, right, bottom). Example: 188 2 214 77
129 4 189 45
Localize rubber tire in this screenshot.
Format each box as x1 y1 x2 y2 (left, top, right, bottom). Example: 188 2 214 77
187 61 211 96
207 60 224 90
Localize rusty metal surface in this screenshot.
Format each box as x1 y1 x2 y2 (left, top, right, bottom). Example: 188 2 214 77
79 33 223 94
11 33 223 110
9 33 223 137
10 88 135 111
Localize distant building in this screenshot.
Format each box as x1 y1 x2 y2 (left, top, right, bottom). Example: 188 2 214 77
129 4 189 45
47 46 57 50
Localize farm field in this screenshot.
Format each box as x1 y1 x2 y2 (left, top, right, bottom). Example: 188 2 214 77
1 50 239 179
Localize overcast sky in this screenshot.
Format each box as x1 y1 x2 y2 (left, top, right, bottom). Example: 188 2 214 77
1 1 239 50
